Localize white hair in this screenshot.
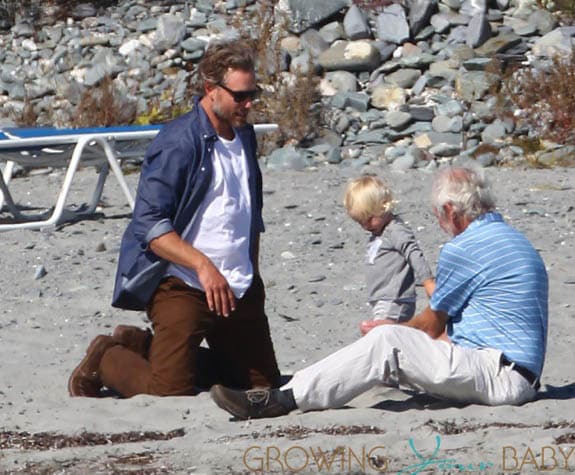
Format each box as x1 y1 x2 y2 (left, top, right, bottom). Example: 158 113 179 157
432 166 496 221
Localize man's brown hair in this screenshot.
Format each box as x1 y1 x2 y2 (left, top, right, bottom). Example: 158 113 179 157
197 38 256 91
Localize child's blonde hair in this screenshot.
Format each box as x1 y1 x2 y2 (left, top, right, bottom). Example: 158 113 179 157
343 175 395 222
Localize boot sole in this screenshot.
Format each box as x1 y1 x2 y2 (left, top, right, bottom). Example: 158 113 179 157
68 335 110 397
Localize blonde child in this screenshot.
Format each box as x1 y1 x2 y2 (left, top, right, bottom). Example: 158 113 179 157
344 175 435 335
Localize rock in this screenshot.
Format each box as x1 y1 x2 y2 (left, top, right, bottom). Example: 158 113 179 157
318 40 381 72
300 28 330 58
371 83 408 111
455 71 500 101
153 14 186 52
432 115 463 133
466 13 492 48
391 154 416 170
504 16 538 36
266 146 311 170
406 105 435 121
481 119 507 143
408 0 437 37
528 9 556 35
319 22 345 44
34 265 47 280
71 3 98 20
376 4 410 44
284 0 348 34
331 91 371 112
460 0 488 16
386 110 413 129
323 71 358 94
532 27 575 58
343 4 371 40
475 32 522 56
429 142 462 156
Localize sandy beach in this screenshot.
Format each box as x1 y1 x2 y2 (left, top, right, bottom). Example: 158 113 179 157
1 162 574 473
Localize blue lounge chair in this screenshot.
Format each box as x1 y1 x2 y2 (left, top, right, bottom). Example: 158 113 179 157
0 123 277 231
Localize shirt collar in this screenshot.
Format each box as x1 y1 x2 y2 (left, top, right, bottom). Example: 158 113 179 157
465 211 503 232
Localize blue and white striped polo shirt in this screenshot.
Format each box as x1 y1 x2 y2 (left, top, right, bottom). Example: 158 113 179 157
430 212 548 377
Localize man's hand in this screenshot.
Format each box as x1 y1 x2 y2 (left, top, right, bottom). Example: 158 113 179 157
360 318 396 336
196 259 236 317
149 231 236 317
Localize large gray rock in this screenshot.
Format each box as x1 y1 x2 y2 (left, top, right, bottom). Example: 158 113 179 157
481 119 508 143
300 28 330 58
432 115 463 133
429 142 462 156
531 27 575 58
319 22 345 43
406 105 435 121
181 37 207 53
324 71 358 93
435 100 465 117
153 14 186 51
408 0 437 37
475 32 522 56
376 4 410 44
385 68 421 88
455 71 500 101
331 91 371 112
343 4 371 41
266 145 311 170
284 0 348 34
71 2 98 20
386 110 413 129
504 16 538 36
466 13 492 48
290 51 316 75
318 40 381 72
430 13 451 34
528 9 556 35
391 153 416 170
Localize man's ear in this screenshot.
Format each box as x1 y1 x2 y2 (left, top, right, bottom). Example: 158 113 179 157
204 81 217 98
442 202 453 218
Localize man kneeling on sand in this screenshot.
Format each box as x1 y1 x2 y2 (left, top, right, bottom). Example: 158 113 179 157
210 166 549 419
68 39 281 398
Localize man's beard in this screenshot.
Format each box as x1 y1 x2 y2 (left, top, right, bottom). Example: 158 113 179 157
213 102 248 128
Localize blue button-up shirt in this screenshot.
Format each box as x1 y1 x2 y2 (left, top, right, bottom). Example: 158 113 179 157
112 97 264 310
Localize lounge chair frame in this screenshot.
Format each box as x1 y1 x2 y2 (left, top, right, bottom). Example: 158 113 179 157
0 124 277 232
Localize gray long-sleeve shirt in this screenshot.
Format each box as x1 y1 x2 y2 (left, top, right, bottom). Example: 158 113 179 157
365 215 433 304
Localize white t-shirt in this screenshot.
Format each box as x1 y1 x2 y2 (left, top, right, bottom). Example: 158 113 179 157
166 132 253 298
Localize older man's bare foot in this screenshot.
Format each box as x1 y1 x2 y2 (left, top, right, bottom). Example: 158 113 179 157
359 318 395 336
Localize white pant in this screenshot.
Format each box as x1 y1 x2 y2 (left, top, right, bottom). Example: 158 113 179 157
282 325 536 411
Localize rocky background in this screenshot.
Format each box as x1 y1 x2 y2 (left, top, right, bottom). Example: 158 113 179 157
0 0 574 173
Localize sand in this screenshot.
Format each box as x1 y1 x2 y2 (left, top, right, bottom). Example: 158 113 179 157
1 162 574 473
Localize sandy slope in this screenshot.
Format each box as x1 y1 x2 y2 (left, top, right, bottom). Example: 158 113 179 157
1 163 574 473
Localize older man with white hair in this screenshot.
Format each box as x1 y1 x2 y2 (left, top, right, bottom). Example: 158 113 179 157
210 166 549 419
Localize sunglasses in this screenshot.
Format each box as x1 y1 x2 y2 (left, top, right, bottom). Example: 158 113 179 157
217 83 261 103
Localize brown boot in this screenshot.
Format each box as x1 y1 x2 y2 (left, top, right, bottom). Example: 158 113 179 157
68 335 116 397
112 325 152 358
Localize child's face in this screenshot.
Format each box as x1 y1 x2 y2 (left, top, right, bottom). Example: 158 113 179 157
358 214 389 235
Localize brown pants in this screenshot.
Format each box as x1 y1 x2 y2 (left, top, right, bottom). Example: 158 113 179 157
99 276 281 397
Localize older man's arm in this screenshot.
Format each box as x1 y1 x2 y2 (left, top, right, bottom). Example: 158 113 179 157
403 305 449 340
